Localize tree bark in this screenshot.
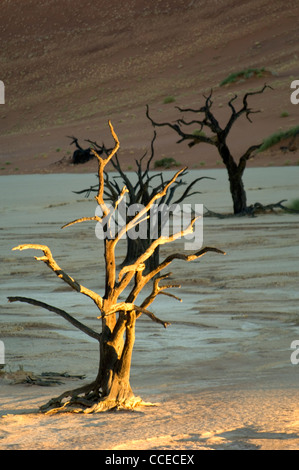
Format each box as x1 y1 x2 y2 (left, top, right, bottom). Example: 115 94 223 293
228 170 247 214
122 231 160 274
86 311 137 413
217 143 247 214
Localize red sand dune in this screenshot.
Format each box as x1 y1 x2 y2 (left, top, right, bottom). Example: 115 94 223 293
0 0 298 174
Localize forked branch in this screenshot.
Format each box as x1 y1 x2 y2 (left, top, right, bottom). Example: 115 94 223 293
140 273 182 311
12 244 103 310
92 120 120 217
112 167 187 245
124 247 226 322
147 85 272 154
116 214 199 299
146 246 226 281
224 84 272 137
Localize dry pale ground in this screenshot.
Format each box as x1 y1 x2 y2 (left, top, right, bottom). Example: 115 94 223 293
0 167 299 450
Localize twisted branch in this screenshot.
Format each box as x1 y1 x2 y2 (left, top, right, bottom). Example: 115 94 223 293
12 244 103 310
8 296 101 341
140 273 182 311
146 246 226 282
92 120 120 217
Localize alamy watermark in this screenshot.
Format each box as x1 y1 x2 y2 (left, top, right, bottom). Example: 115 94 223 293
95 200 203 250
290 80 299 105
0 340 5 366
290 340 299 365
0 80 4 104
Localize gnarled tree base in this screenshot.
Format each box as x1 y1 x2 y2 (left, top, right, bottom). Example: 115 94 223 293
39 381 157 414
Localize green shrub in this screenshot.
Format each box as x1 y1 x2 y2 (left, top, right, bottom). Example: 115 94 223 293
154 157 180 169
258 126 299 152
163 96 176 104
287 199 299 210
192 129 206 137
220 68 266 86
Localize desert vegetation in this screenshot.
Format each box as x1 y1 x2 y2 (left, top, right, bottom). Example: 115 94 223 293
258 125 299 153
219 67 270 86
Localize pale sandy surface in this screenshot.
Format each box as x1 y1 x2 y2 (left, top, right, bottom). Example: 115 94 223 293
0 167 299 450
0 0 299 450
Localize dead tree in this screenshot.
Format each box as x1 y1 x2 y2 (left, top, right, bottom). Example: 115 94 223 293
73 131 214 272
146 85 272 215
68 136 94 164
8 121 225 414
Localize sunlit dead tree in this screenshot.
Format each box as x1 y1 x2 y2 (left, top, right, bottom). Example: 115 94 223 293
8 122 225 414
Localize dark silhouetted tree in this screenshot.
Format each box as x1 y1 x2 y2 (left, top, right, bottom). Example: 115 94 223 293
147 85 272 215
73 131 214 272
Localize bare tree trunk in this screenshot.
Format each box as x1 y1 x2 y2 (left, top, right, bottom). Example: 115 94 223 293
228 170 247 214
220 147 247 214
89 312 136 412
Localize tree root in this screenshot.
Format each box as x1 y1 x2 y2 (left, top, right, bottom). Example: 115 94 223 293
83 396 157 414
39 380 98 413
41 393 157 415
39 379 158 414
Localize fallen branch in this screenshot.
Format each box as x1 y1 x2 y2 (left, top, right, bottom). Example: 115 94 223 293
204 200 299 218
1 369 86 387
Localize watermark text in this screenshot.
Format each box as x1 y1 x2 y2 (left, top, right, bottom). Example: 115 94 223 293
0 81 4 104
95 200 203 250
290 340 299 365
0 340 5 365
290 80 299 105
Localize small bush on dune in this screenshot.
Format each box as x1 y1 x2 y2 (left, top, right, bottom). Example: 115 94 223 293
220 67 267 86
258 126 299 152
163 96 176 104
154 157 181 169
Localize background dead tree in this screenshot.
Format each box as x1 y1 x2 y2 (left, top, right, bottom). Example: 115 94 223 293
146 85 272 215
68 136 94 164
73 131 214 272
8 121 225 414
